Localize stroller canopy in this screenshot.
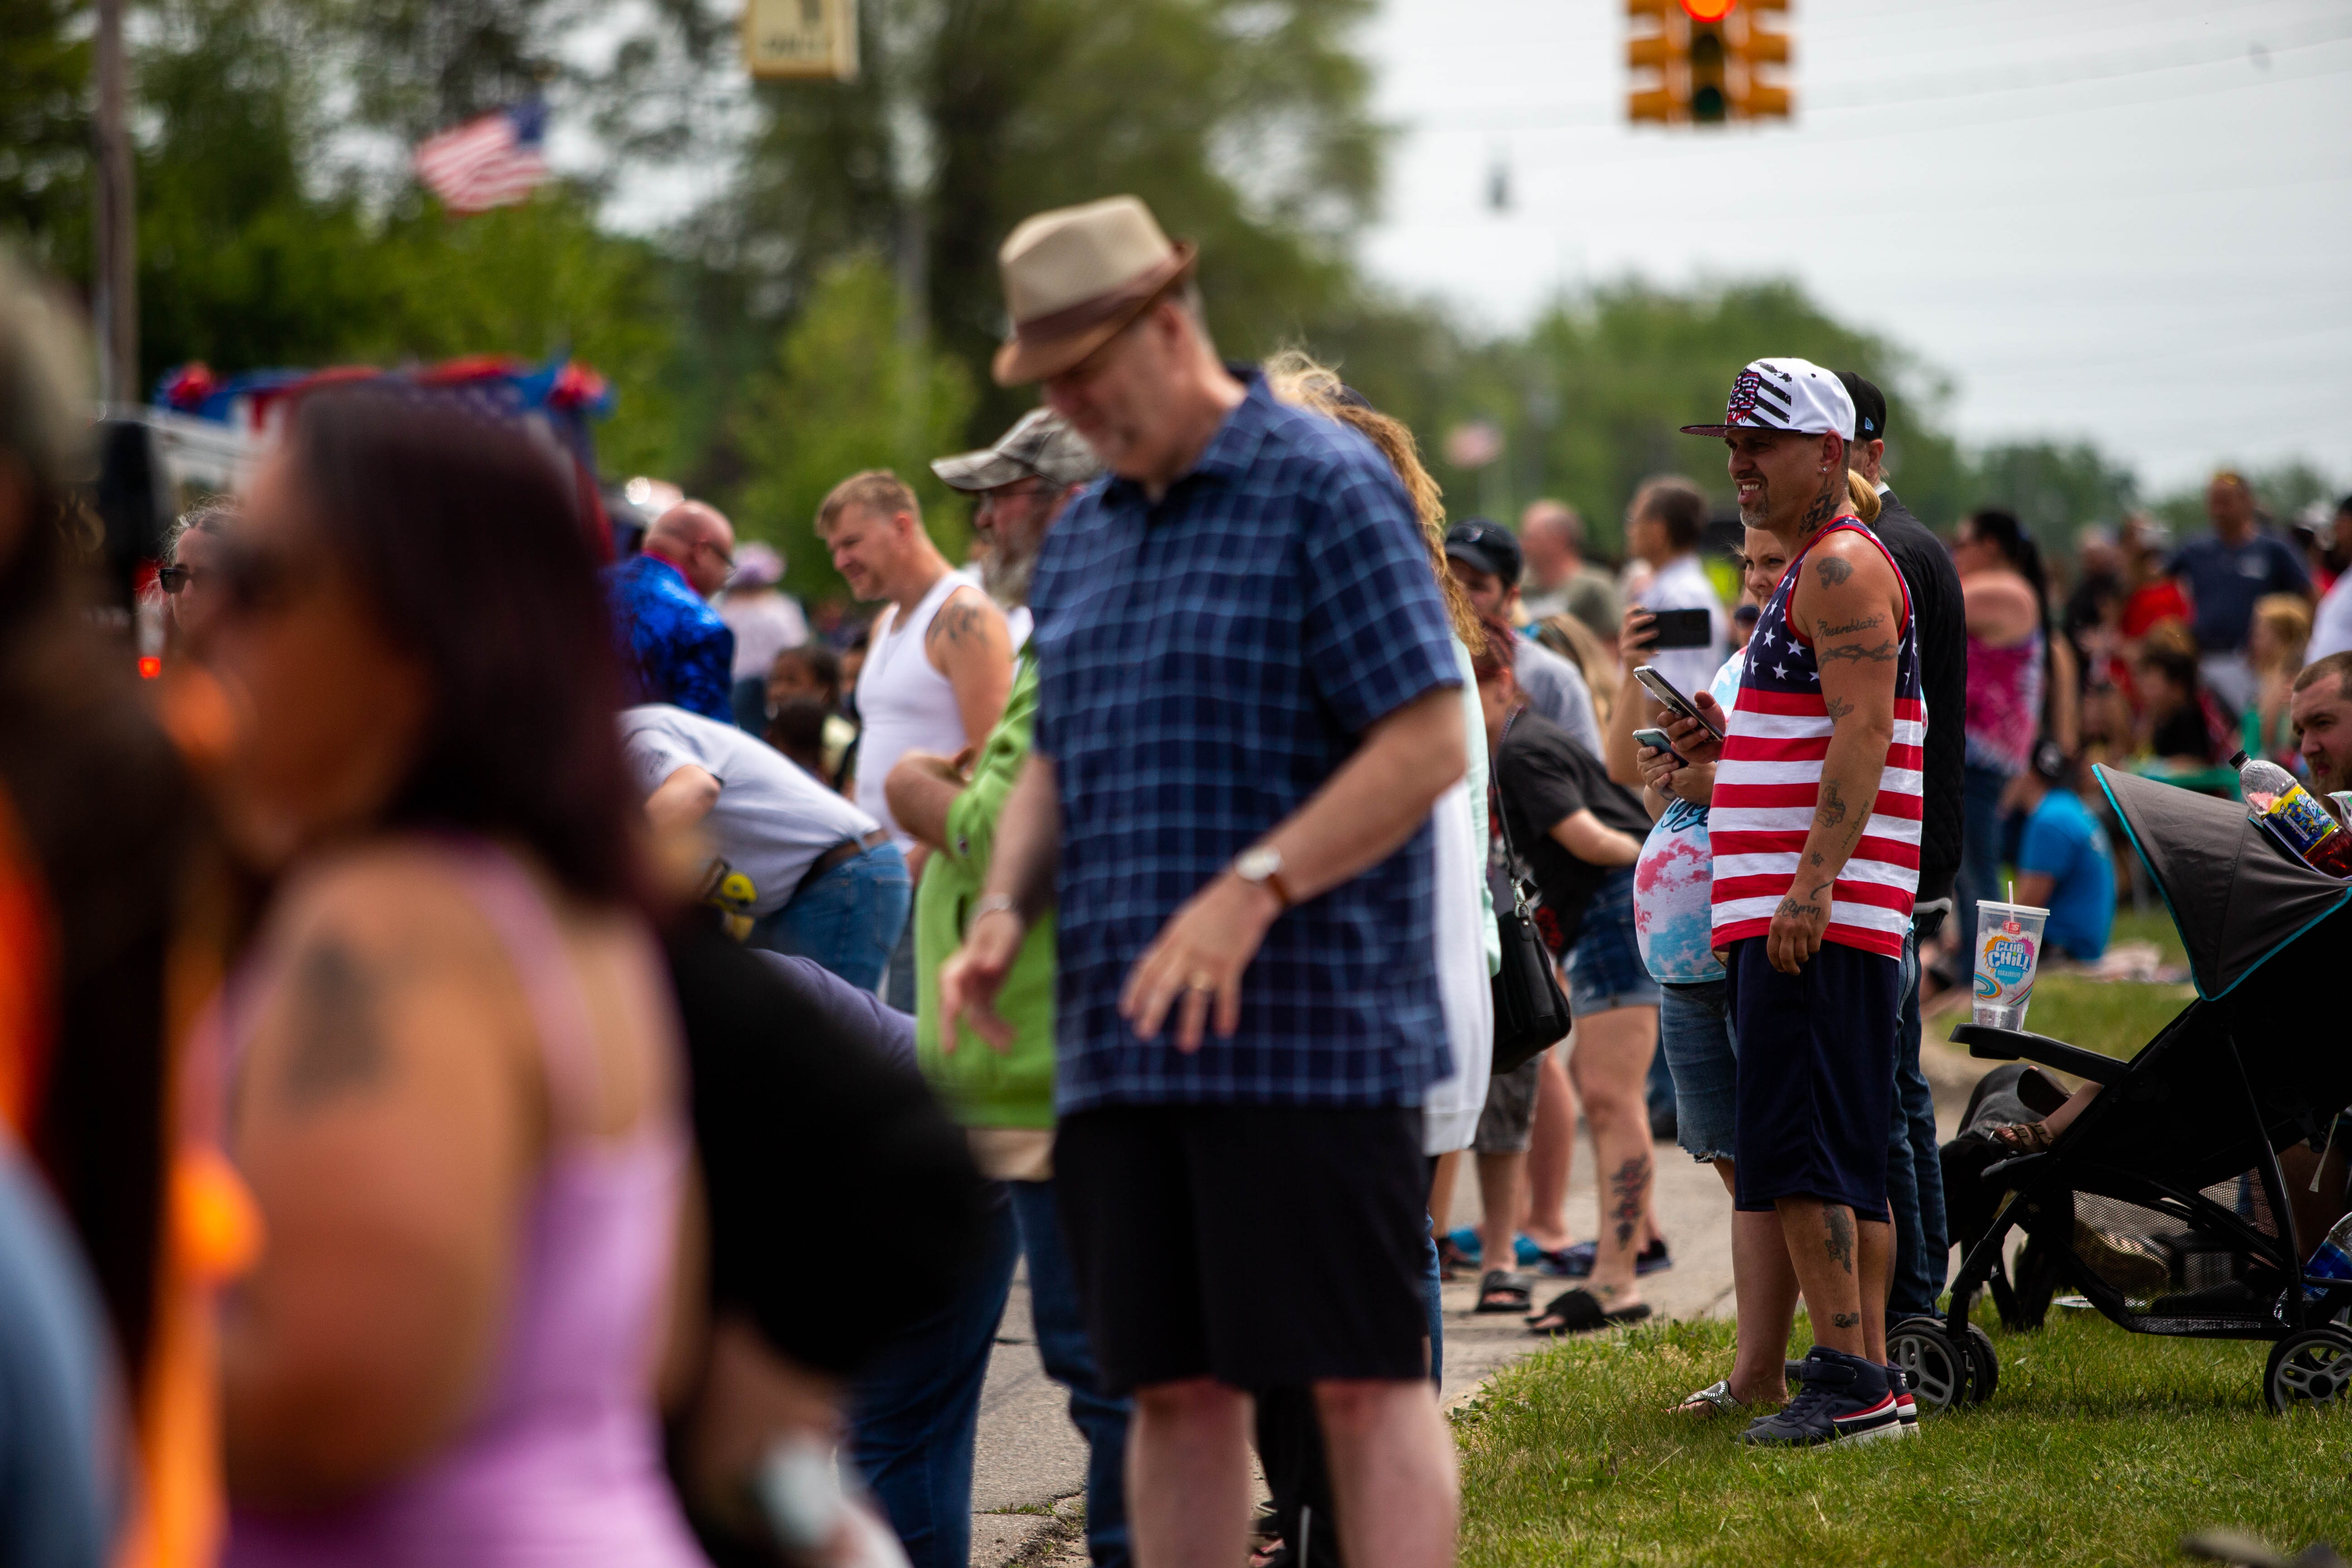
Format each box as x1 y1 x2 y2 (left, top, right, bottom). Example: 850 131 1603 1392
2094 764 2350 998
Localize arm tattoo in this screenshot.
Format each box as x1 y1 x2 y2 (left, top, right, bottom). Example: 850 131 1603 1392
1816 637 1898 665
927 598 985 653
1815 779 1848 828
1815 613 1884 638
1608 1154 1651 1248
1823 1207 1856 1275
1823 695 1854 721
1813 555 1854 587
279 940 391 1109
1775 895 1823 921
1832 1312 1863 1328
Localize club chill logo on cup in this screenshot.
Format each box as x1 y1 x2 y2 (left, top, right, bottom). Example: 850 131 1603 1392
1972 901 2049 1029
1975 923 2038 1000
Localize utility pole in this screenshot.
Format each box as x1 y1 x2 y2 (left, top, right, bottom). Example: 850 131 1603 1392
93 0 137 407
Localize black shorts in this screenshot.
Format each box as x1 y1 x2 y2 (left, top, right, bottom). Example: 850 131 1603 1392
1054 1103 1429 1396
1723 937 1900 1218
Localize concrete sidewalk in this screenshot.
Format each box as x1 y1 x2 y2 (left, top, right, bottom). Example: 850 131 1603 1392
965 1036 1986 1565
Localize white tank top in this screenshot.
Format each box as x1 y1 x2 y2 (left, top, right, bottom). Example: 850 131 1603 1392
856 570 976 847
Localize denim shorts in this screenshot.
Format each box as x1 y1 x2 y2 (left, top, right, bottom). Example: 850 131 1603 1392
1658 979 1735 1164
1562 867 1662 1018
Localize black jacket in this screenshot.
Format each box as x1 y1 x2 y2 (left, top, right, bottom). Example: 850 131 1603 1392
663 914 987 1376
1868 488 1966 914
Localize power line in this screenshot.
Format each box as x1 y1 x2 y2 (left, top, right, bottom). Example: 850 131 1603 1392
1401 19 2351 132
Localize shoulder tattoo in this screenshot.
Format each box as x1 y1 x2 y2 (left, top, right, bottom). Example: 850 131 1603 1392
278 938 392 1110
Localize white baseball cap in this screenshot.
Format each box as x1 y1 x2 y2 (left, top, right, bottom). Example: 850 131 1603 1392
1681 357 1856 442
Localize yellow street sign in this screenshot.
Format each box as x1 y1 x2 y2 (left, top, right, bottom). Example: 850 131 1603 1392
745 0 859 81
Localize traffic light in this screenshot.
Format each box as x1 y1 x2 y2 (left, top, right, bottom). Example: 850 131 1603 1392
1733 0 1793 119
1626 0 1793 126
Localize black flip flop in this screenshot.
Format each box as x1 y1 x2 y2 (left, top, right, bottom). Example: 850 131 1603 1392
1473 1269 1532 1314
1527 1286 1652 1336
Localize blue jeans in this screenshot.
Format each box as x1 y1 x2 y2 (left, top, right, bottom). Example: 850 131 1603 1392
1012 1181 1131 1567
1886 930 1949 1318
749 842 909 994
1953 761 2010 979
1658 979 1735 1164
883 906 918 1013
848 1181 1131 1568
1421 1214 1444 1387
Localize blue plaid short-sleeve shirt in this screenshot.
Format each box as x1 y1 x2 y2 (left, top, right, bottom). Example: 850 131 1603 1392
1029 372 1464 1113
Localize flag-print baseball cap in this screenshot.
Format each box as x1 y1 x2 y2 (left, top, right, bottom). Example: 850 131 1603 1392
1681 357 1856 441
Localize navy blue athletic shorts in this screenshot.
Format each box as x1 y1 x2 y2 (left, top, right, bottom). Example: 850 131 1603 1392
1722 936 1901 1217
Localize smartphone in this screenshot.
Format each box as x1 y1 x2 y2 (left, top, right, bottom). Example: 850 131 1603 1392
1634 664 1725 739
1632 726 1687 765
1644 607 1715 650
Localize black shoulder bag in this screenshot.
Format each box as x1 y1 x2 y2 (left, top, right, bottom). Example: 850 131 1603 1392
1488 710 1570 1074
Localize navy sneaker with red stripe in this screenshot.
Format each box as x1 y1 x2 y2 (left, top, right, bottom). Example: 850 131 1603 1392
1785 1357 1920 1436
1737 1347 1903 1448
1887 1362 1920 1434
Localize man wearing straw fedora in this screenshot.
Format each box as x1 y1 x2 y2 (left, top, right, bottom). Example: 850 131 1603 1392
938 196 1465 1566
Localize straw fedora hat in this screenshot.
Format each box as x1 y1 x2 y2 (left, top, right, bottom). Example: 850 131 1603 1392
992 196 1197 386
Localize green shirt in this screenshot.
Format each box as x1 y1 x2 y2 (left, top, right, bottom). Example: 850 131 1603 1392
914 647 1057 1127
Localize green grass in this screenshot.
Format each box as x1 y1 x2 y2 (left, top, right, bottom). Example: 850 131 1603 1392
1453 1310 2350 1567
2021 975 2194 1065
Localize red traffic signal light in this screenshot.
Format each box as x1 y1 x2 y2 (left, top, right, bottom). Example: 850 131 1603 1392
1628 0 1792 125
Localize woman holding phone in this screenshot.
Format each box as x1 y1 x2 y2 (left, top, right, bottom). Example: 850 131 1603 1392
1607 527 1806 1416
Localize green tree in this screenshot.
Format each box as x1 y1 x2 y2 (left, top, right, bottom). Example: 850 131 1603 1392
720 0 1385 449
0 0 91 272
2148 459 2343 541
729 254 976 601
120 0 693 475
1410 279 1970 555
1964 441 2138 550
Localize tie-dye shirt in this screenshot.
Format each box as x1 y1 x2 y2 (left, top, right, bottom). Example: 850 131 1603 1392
1632 652 1746 984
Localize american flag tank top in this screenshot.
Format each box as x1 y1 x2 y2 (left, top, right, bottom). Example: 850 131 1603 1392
1708 517 1925 959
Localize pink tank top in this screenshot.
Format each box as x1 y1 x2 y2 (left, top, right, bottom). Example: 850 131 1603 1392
226 842 704 1568
1964 627 2044 777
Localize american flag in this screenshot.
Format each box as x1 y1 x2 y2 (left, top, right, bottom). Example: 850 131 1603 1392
412 100 551 216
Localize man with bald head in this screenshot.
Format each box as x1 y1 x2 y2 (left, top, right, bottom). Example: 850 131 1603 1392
1520 498 1619 644
606 499 739 721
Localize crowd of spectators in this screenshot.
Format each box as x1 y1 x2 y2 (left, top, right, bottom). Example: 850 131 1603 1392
6 180 2352 1568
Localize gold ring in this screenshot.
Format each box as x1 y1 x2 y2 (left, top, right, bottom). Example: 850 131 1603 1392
1187 973 1215 992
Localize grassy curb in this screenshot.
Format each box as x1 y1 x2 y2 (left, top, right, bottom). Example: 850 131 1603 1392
1452 1311 2348 1566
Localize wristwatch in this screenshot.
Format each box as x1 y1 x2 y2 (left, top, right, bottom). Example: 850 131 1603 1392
1231 845 1295 911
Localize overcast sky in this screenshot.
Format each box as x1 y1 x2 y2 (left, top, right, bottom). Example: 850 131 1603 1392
1355 0 2351 495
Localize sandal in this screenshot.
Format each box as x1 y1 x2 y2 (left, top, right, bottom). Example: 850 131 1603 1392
1473 1269 1532 1314
1526 1287 1652 1336
1672 1378 1747 1417
1989 1121 2057 1154
1436 1235 1480 1281
1535 1236 1675 1278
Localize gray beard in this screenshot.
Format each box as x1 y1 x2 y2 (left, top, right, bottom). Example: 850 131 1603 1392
981 545 1037 610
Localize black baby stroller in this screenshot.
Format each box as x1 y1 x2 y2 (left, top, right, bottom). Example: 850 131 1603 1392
1890 764 2352 1415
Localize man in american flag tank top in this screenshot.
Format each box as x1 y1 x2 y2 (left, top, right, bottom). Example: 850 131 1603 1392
1665 358 1922 1449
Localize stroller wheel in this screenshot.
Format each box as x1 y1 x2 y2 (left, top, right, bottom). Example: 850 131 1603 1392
1961 1323 1999 1404
1888 1317 1968 1412
2264 1325 2352 1414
